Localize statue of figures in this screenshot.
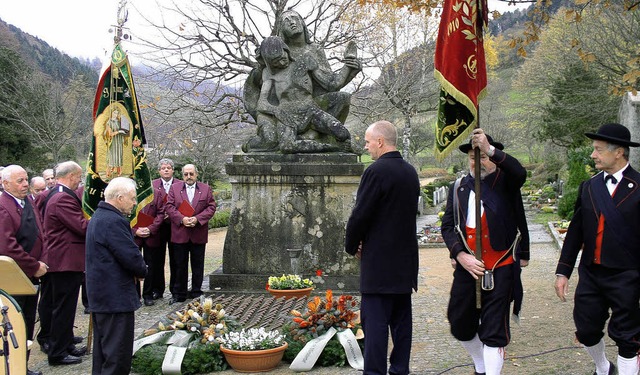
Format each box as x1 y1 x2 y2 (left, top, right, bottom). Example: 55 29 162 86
104 108 130 177
243 9 362 154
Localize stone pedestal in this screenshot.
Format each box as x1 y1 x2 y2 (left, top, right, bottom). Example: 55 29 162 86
208 153 364 292
620 92 640 168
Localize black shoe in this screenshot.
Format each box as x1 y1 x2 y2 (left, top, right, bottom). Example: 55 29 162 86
593 361 617 375
188 291 203 299
27 369 43 375
144 298 155 306
168 297 186 305
73 336 83 344
68 345 87 357
49 354 82 366
40 342 49 354
152 292 163 300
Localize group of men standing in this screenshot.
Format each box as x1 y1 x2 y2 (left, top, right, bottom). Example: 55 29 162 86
346 120 640 375
0 158 216 374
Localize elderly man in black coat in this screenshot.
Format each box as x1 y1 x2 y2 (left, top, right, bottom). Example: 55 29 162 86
86 177 147 375
345 120 420 375
555 123 640 375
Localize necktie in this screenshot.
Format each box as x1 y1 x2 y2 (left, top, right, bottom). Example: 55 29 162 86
187 185 195 203
19 199 25 208
605 174 618 185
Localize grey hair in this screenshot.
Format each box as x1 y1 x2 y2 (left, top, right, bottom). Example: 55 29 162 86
1 165 25 181
30 176 46 187
606 143 630 161
104 177 136 201
55 161 82 178
158 158 175 169
182 164 197 174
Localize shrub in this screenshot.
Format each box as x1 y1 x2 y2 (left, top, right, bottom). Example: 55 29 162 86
558 147 593 219
208 210 230 229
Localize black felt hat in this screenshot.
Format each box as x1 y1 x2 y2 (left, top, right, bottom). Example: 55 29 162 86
458 134 504 153
585 123 640 147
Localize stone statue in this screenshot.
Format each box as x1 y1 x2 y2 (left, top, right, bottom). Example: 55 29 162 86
243 9 362 154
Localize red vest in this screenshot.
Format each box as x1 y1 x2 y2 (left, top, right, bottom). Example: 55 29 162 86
467 214 514 269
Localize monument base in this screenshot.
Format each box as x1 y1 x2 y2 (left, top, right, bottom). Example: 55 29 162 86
208 153 364 293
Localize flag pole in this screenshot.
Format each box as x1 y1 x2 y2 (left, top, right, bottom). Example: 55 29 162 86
474 120 482 309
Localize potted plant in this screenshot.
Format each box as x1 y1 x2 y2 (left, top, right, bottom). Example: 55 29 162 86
219 327 288 372
266 274 314 299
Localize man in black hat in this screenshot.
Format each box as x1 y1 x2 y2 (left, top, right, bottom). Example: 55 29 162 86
555 123 640 375
441 128 529 375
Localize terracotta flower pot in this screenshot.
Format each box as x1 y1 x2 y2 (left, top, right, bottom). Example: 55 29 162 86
267 287 313 300
220 342 288 373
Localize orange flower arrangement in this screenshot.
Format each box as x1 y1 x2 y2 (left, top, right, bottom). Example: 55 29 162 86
286 290 359 338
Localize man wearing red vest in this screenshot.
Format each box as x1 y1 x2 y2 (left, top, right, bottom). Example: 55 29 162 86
442 129 530 375
555 123 640 375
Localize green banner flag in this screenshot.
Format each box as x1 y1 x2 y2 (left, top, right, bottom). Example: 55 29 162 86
82 42 153 225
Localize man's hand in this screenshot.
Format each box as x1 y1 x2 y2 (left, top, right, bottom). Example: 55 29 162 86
456 252 485 279
354 242 362 260
135 227 150 238
470 128 492 155
520 259 529 268
182 217 197 227
555 275 570 302
34 261 48 278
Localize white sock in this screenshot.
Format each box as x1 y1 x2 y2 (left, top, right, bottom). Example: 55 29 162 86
585 340 609 375
483 345 504 375
460 334 485 373
617 355 639 375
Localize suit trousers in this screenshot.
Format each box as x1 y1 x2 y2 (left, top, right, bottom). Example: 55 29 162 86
142 243 167 298
12 284 39 340
92 312 135 375
574 264 640 358
47 271 83 360
448 263 514 348
37 273 52 346
169 241 206 299
361 293 412 375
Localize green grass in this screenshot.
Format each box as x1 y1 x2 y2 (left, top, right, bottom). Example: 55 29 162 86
532 211 561 225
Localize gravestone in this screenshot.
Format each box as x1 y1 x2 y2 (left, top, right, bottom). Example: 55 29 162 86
620 92 640 168
209 153 363 292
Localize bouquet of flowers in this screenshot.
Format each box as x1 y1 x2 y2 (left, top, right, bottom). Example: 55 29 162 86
267 274 314 290
282 290 363 367
132 297 243 375
219 327 286 351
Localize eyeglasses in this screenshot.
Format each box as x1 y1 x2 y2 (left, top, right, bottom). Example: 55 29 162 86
183 172 196 176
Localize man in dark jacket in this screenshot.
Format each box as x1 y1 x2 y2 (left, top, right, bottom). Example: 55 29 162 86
555 123 640 375
441 129 529 375
86 177 148 375
345 120 420 375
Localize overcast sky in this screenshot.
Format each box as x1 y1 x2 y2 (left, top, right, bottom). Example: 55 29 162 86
0 0 530 62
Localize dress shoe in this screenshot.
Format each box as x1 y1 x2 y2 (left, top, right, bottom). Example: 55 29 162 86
73 336 83 344
168 297 186 305
593 361 616 375
27 369 43 375
49 354 82 366
152 292 163 300
144 298 155 306
40 342 49 354
68 345 87 357
188 291 203 299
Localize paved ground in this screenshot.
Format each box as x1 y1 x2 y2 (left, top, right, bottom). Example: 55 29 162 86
28 214 620 374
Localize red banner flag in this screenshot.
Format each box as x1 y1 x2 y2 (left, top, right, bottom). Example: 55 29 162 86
434 0 488 160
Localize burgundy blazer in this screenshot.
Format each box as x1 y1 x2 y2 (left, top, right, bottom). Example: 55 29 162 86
134 178 181 248
42 184 88 272
165 181 216 244
0 193 44 278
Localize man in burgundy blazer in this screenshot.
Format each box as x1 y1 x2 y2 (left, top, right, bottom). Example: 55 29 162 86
38 161 88 366
0 165 48 375
165 163 216 304
134 158 181 305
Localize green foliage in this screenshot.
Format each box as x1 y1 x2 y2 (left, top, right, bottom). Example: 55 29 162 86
282 332 364 367
208 209 230 229
538 62 617 149
131 342 228 375
558 147 593 219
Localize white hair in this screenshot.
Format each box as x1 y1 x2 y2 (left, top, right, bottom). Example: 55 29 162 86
104 177 136 201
